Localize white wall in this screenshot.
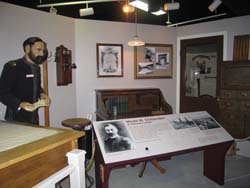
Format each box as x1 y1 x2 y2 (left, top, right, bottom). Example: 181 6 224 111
1 1 250 137
0 2 76 128
0 2 177 128
74 20 177 118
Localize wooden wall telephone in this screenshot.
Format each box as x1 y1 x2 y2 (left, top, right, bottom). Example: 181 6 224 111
55 45 76 86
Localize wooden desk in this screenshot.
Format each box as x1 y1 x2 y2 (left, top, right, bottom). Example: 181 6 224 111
95 88 172 120
0 122 84 188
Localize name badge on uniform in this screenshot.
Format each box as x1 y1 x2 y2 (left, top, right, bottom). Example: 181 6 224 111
26 74 34 78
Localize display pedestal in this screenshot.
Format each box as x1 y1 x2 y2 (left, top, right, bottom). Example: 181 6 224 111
94 140 232 188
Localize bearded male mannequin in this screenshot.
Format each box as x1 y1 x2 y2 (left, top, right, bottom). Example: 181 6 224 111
0 37 51 125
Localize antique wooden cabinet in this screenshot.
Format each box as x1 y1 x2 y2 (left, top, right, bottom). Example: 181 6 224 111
95 88 172 121
218 61 250 138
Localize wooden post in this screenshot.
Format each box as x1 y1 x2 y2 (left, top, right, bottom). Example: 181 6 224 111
42 61 50 127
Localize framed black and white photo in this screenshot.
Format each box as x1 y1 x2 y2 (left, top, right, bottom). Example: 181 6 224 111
134 43 173 79
97 43 123 77
94 121 135 154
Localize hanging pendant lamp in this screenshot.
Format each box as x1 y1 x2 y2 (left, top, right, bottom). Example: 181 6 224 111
128 8 145 46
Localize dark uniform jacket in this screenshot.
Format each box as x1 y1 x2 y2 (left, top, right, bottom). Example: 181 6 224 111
105 136 132 152
0 58 43 124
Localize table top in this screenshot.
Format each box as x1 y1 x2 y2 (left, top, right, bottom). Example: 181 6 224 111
0 121 84 169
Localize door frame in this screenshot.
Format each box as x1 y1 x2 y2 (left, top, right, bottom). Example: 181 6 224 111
176 31 228 113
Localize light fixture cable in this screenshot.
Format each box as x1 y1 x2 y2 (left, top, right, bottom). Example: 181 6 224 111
128 8 145 46
135 7 138 37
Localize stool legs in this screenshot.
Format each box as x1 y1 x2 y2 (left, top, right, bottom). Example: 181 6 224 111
151 160 166 174
138 160 166 177
138 161 147 177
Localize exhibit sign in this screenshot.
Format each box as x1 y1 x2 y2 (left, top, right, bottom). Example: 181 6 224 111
93 111 234 164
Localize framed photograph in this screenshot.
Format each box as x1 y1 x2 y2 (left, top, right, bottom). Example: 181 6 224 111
97 43 123 77
134 43 173 79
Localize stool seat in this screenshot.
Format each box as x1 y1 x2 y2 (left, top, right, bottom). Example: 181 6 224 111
62 118 91 131
62 118 93 160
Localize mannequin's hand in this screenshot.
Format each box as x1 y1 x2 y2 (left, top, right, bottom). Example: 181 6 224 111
40 93 51 106
19 102 36 112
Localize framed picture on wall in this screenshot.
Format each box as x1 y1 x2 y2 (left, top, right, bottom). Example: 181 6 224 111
97 43 123 77
134 43 173 79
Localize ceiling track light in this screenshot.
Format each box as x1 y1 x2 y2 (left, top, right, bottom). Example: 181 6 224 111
49 6 57 14
37 0 124 17
208 0 222 12
164 2 180 11
129 0 149 12
79 3 94 16
79 7 94 16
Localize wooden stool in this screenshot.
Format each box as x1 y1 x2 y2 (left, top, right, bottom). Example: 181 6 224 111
137 111 168 177
138 159 167 177
61 118 92 159
62 118 91 131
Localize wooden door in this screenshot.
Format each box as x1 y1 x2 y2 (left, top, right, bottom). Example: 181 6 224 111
180 36 223 120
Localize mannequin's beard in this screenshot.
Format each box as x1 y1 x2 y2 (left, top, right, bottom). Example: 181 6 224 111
28 51 44 65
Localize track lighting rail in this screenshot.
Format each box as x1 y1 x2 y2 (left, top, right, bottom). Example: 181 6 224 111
37 0 125 8
167 13 227 27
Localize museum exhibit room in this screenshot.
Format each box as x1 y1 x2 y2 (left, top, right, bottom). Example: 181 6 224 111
0 0 250 188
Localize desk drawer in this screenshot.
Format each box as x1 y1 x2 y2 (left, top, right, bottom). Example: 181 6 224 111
219 99 239 111
220 90 237 99
219 111 244 138
240 101 250 111
237 91 250 99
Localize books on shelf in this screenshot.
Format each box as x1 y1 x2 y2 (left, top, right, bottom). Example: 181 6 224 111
105 96 129 116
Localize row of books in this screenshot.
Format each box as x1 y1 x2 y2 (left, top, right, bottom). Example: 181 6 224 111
105 96 129 115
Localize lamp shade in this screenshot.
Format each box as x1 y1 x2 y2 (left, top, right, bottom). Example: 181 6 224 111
128 35 145 46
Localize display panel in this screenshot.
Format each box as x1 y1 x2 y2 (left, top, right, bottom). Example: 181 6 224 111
93 111 233 164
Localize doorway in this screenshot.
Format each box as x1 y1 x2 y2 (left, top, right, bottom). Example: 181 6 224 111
180 36 223 120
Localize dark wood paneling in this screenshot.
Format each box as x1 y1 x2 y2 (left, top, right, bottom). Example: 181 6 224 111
218 60 250 138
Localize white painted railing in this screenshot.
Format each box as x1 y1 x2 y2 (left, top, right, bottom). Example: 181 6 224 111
33 149 86 188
